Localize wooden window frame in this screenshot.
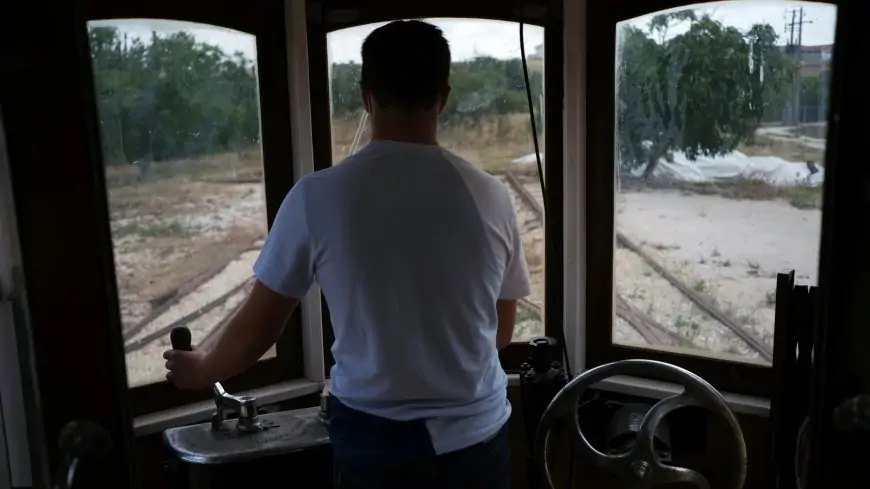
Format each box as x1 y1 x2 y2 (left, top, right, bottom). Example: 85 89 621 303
305 0 564 372
583 0 837 398
83 0 306 417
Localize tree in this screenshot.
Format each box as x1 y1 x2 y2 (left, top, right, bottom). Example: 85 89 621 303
328 57 543 126
617 12 797 178
88 27 261 167
88 26 545 169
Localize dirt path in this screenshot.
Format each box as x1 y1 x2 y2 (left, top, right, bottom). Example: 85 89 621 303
616 189 821 356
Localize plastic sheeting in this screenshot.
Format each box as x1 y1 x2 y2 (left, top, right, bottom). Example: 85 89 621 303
632 151 825 187
513 150 823 188
512 153 545 165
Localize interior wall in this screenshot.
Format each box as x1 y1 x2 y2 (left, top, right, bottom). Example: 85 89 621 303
0 112 32 488
130 386 770 489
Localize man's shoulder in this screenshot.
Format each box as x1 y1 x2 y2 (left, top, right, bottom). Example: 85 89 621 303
438 149 509 192
296 152 367 191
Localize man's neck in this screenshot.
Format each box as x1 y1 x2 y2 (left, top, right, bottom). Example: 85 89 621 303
370 111 439 146
370 131 439 146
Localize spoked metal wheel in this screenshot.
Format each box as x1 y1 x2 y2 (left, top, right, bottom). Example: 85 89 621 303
534 359 747 489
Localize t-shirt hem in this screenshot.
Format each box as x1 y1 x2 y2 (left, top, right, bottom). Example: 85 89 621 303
425 402 512 455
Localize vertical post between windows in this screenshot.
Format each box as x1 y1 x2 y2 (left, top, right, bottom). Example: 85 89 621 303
562 0 587 374
285 0 326 383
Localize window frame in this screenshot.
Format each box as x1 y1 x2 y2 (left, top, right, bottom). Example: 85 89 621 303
306 0 565 372
582 0 836 397
83 0 306 416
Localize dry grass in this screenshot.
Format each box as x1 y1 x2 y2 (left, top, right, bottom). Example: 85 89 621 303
667 178 824 210
331 114 540 171
738 134 825 164
106 150 267 328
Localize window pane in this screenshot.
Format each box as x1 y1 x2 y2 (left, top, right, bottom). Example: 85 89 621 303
86 19 274 388
613 2 836 364
327 19 546 342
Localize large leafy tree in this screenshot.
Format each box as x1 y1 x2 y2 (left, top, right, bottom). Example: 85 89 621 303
89 26 260 166
617 12 797 178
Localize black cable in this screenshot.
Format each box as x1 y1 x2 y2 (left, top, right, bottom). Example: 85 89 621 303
518 21 571 378
520 18 576 489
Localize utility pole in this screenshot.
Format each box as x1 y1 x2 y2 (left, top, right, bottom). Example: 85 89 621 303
784 7 813 125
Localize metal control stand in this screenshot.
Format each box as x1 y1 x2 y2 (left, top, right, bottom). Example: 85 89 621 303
520 337 569 489
169 328 263 434
163 328 332 489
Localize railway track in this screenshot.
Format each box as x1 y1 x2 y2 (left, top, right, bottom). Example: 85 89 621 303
500 169 772 360
123 168 772 361
124 277 254 353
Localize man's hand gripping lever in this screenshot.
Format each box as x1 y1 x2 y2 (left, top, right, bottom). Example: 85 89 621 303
169 327 263 433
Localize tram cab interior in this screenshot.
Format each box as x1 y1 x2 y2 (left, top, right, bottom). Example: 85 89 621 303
2 0 869 488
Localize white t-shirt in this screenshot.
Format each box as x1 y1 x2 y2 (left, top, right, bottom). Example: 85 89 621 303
253 139 531 454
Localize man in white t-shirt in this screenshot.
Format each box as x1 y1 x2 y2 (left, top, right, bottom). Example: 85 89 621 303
164 20 531 489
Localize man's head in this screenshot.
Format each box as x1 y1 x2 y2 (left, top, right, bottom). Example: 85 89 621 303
360 20 452 118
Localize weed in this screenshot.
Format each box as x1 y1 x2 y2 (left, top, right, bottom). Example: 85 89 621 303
674 315 701 341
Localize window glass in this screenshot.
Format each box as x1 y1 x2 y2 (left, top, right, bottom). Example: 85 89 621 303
86 19 274 388
613 2 836 363
328 19 546 342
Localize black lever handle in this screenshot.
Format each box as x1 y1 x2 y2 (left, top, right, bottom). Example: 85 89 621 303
170 326 192 352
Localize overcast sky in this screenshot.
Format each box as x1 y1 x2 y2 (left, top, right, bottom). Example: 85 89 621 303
90 1 836 65
625 1 836 46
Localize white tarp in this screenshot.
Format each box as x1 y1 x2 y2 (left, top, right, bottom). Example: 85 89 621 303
633 151 825 187
513 150 823 187
512 153 544 165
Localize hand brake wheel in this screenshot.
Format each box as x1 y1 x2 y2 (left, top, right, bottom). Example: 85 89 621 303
533 359 747 489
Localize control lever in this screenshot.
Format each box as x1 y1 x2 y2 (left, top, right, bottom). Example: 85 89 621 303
169 327 262 433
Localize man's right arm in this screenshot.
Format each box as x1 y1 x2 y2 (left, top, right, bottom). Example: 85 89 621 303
496 299 519 349
197 180 316 372
496 201 532 350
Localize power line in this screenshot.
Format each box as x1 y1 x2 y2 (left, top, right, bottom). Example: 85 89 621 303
785 7 813 52
784 7 813 125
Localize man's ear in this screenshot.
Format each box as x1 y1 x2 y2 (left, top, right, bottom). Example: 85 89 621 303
361 85 372 113
437 85 452 115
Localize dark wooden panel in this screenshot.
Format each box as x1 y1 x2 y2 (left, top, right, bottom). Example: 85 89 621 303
311 0 555 30
0 2 136 486
808 0 870 487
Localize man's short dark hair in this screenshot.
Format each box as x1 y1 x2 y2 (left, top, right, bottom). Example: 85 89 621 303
361 20 451 111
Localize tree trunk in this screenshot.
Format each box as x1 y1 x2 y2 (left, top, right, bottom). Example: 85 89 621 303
642 155 659 179
641 139 672 180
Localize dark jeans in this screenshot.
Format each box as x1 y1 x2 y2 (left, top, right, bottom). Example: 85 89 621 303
327 396 511 489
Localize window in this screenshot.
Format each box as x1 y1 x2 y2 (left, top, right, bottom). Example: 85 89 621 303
590 0 836 387
86 19 275 389
327 19 547 342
